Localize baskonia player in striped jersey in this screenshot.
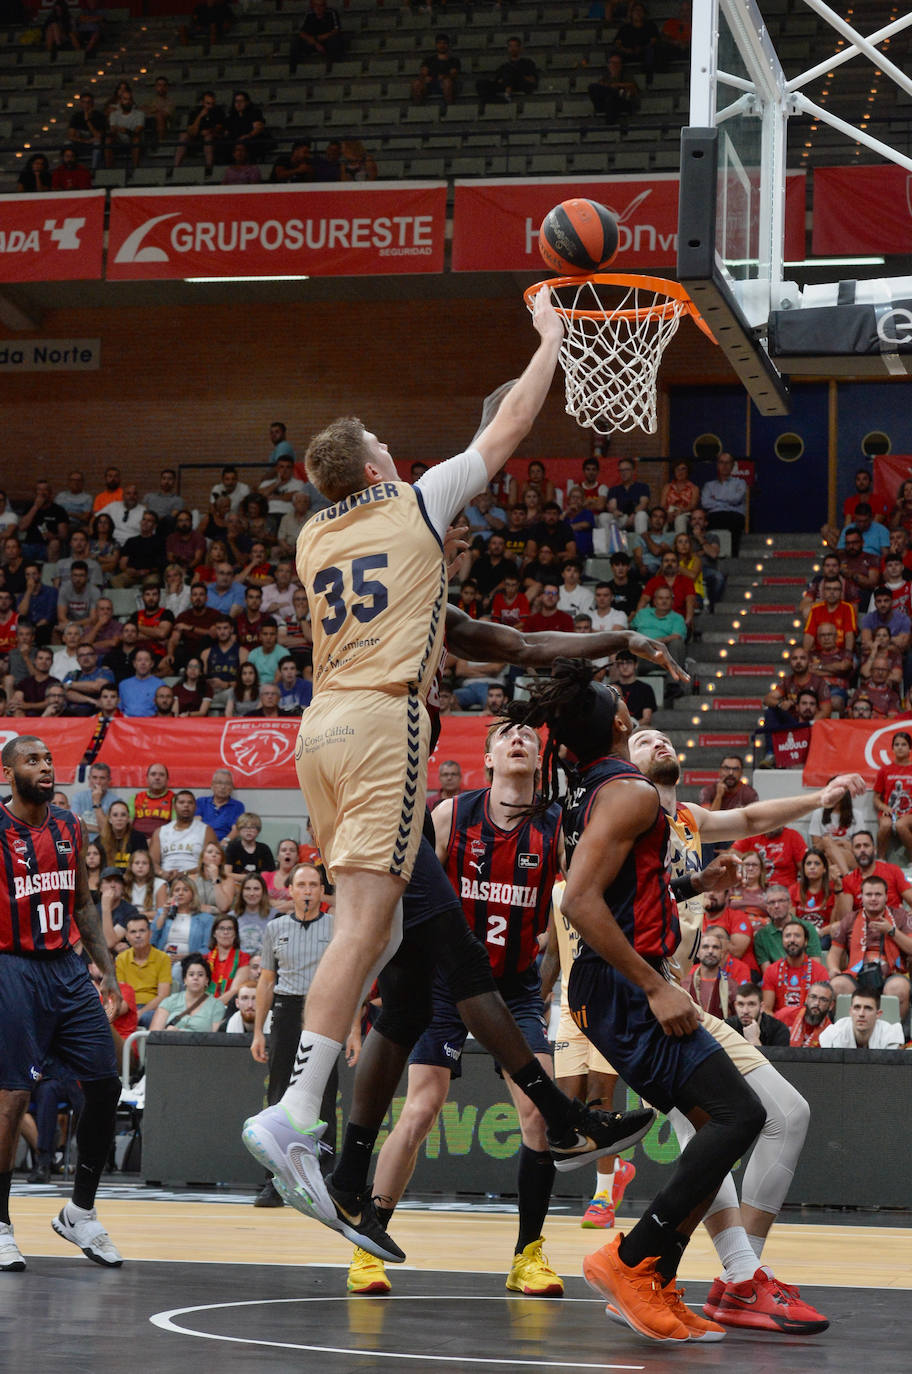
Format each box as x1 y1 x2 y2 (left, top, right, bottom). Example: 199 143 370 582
0 734 123 1272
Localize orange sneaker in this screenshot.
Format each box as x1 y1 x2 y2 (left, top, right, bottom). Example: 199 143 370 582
582 1234 689 1343
661 1280 726 1342
611 1158 636 1209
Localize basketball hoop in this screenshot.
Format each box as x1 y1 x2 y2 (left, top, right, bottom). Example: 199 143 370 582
524 274 717 436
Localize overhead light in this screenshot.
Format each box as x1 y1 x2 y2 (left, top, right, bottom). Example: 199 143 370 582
185 276 313 284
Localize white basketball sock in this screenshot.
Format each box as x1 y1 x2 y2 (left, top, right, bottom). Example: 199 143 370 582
280 1032 343 1126
713 1225 758 1285
747 1233 766 1261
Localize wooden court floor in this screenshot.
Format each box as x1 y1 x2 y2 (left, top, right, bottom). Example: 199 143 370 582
6 1194 912 1374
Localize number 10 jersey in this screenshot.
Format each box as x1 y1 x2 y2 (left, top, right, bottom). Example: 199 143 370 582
0 801 81 957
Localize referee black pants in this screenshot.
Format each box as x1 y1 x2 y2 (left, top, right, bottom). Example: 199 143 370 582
267 992 338 1158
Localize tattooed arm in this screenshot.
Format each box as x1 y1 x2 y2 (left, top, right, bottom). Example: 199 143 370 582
74 820 118 996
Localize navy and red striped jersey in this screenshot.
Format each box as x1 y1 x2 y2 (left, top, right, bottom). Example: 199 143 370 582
563 755 679 961
0 801 81 957
445 787 562 986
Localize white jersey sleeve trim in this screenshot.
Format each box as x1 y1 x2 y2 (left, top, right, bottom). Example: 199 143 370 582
415 448 488 537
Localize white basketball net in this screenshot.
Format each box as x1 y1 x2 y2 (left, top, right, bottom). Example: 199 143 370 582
544 277 689 436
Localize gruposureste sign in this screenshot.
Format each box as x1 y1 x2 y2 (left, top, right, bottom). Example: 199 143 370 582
106 181 447 280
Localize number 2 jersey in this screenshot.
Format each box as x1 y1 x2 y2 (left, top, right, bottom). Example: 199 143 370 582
296 449 489 703
0 801 81 957
444 787 562 992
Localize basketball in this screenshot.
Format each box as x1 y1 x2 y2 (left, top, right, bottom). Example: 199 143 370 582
538 198 619 275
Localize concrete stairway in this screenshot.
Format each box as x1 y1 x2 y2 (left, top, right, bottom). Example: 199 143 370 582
652 532 825 801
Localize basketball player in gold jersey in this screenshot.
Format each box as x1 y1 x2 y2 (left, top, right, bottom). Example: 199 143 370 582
243 289 569 1242
627 728 863 1332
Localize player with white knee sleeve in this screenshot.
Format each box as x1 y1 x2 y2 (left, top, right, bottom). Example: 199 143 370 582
628 729 864 1333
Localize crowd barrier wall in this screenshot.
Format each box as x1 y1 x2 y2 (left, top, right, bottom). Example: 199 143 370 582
141 1036 912 1208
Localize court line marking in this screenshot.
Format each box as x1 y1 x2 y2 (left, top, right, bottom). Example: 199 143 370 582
24 1258 906 1286
150 1295 645 1369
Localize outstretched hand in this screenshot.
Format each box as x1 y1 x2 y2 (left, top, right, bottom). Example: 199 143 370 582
818 772 866 807
627 633 691 684
530 285 565 344
694 851 741 894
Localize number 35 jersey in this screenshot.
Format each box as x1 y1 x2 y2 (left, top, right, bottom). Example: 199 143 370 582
296 480 447 701
0 801 81 956
444 788 562 989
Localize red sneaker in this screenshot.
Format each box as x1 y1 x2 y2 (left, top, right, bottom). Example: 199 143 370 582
611 1158 636 1209
702 1276 726 1321
714 1268 829 1334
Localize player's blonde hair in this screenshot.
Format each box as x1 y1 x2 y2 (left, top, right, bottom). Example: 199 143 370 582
305 416 370 503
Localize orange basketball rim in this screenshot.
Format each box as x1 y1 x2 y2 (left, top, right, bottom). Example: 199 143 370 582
524 272 718 436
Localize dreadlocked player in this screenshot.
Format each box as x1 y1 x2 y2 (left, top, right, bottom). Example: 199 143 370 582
627 727 863 1334
502 659 768 1344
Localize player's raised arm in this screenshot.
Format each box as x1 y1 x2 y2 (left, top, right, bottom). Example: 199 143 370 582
691 771 866 844
444 603 688 682
471 289 564 481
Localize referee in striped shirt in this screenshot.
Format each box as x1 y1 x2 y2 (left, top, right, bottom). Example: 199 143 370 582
251 862 335 1207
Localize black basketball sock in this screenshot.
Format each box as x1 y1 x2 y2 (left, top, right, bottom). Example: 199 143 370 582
71 1077 119 1212
331 1124 379 1198
515 1146 555 1255
0 1170 12 1225
509 1060 576 1136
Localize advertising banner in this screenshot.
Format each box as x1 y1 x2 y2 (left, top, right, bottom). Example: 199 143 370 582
107 182 447 280
0 191 105 282
452 173 806 272
803 717 912 786
0 719 98 781
812 165 912 256
88 713 493 789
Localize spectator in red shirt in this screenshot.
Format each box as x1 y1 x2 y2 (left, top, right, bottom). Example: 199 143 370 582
789 848 837 933
762 644 832 719
776 981 835 1047
639 550 697 628
489 574 529 630
799 552 845 619
761 921 830 1014
803 576 857 653
720 850 769 975
841 467 888 526
873 729 912 859
808 621 855 711
838 526 881 607
834 829 912 928
52 144 93 190
523 581 574 635
828 874 912 1018
698 755 759 812
732 824 806 889
165 509 207 573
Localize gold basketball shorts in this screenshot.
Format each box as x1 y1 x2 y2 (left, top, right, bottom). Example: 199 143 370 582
295 688 429 884
696 1003 767 1076
554 1005 617 1079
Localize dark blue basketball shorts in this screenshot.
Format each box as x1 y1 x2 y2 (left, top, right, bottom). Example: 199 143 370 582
402 829 464 931
410 966 551 1080
568 958 722 1115
0 950 120 1092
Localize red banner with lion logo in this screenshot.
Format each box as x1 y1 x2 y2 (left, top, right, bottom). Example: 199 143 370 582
90 714 494 789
